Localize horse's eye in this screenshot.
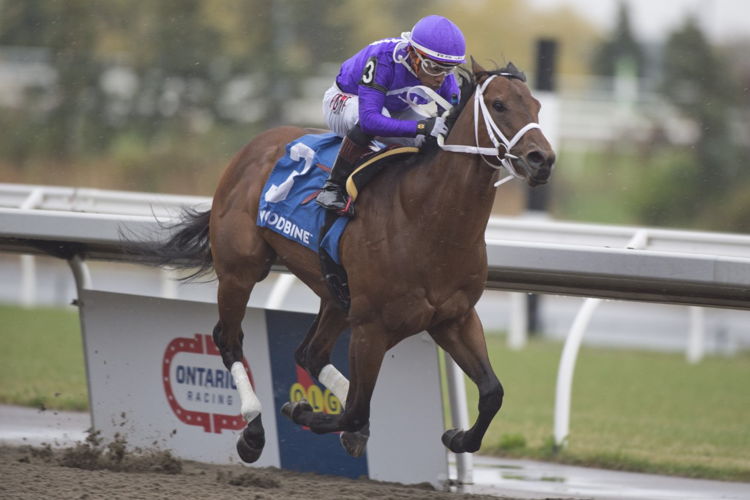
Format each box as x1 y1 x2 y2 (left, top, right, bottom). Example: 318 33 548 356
493 100 506 112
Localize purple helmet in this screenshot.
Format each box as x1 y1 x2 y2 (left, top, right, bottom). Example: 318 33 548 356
408 15 466 64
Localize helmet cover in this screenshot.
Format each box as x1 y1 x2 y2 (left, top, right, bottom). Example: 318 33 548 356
409 15 466 64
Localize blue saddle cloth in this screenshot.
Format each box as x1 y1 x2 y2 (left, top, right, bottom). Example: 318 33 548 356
257 132 349 263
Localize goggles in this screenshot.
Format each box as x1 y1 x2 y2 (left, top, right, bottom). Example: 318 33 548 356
414 49 459 77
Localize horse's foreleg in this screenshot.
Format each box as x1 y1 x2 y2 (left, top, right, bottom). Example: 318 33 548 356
294 301 352 402
308 359 370 457
291 301 368 456
283 324 385 440
429 308 503 454
294 301 344 375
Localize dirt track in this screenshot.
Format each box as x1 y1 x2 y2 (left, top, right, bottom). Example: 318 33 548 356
0 443 513 500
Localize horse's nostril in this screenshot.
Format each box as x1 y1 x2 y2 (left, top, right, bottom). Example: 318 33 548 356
527 151 546 169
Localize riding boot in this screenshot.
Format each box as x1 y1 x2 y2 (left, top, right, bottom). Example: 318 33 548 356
316 125 372 214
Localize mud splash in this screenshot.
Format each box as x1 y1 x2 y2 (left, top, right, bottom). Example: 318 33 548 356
52 428 182 474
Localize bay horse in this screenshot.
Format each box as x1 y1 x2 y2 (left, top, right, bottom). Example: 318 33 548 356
140 59 554 463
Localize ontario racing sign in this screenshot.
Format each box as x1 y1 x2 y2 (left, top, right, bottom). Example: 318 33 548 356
162 333 253 434
80 290 446 485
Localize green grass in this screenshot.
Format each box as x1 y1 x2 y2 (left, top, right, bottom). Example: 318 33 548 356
0 304 88 411
453 334 750 482
2 304 749 481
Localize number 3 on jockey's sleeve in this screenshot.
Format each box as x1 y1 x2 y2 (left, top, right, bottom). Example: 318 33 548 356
360 56 386 93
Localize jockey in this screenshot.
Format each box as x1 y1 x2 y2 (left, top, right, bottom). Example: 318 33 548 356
317 14 466 213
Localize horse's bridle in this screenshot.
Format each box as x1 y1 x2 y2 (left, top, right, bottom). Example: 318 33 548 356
409 75 542 187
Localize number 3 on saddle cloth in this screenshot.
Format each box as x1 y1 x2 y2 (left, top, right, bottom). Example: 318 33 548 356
257 132 417 310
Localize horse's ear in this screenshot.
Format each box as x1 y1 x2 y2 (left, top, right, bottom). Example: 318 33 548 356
471 56 488 82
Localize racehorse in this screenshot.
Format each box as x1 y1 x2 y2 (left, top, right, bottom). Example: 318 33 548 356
138 58 555 463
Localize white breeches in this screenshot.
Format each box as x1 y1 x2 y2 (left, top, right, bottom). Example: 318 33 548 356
322 83 423 148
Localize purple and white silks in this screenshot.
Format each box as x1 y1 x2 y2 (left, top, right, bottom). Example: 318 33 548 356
330 39 460 138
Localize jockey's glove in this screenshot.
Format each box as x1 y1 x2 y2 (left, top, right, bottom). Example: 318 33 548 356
416 116 448 139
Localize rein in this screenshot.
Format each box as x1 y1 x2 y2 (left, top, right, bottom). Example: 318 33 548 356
408 75 542 187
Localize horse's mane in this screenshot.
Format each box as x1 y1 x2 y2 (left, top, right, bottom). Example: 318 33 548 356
415 61 526 159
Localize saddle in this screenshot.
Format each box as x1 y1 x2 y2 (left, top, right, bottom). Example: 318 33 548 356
345 145 419 207
320 144 418 310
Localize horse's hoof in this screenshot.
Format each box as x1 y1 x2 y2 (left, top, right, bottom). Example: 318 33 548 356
236 416 265 463
280 398 313 422
441 428 466 454
280 402 292 419
237 434 263 463
340 430 369 458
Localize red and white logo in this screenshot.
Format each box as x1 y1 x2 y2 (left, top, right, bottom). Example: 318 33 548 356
163 333 253 433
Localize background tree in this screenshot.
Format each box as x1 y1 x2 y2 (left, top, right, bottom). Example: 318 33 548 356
634 17 748 230
0 0 104 161
591 1 645 78
642 18 750 230
661 17 741 189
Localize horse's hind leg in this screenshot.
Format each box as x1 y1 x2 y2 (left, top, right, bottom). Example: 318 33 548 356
292 300 369 456
428 307 503 454
211 214 275 463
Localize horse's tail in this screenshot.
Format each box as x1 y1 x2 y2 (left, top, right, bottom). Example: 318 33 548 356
122 208 214 281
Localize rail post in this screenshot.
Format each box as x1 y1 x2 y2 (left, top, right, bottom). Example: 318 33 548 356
553 230 649 447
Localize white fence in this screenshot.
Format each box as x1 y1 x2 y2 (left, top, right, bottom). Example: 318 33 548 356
2 183 750 453
5 183 750 306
